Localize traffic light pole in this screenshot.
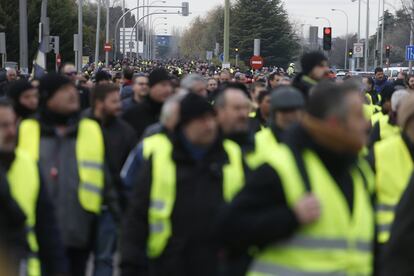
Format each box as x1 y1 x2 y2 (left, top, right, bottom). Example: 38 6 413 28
223 0 230 65
95 0 101 67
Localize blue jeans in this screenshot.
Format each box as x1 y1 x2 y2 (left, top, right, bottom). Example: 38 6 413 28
93 209 117 276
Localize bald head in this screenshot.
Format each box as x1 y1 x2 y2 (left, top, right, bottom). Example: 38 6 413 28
6 68 17 82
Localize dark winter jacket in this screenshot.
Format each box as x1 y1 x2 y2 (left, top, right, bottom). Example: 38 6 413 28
122 96 163 139
88 113 138 210
292 73 318 100
120 132 244 276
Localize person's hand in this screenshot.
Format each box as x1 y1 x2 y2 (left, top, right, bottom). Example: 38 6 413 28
293 193 321 225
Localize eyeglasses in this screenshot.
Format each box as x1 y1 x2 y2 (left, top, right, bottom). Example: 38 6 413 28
65 71 77 76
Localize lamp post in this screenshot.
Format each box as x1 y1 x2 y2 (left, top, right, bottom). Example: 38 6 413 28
147 0 166 58
315 16 332 27
78 0 83 72
95 0 101 67
331 9 349 70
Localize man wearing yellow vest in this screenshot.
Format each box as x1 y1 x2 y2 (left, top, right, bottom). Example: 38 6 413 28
0 99 68 275
218 80 375 276
368 86 405 147
246 86 305 169
120 93 245 276
380 93 414 275
368 91 413 248
18 73 119 275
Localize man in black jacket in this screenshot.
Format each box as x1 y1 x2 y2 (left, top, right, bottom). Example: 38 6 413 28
217 81 375 275
120 93 245 276
89 83 137 276
292 51 329 99
122 68 173 139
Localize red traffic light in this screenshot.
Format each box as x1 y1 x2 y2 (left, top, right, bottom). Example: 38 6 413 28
324 27 332 35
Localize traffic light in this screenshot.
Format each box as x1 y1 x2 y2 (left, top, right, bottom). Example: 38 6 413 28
385 45 391 58
348 48 353 58
49 36 59 54
181 2 189 16
323 27 332 51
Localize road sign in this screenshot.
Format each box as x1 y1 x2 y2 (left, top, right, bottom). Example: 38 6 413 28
104 43 112 52
250 55 264 70
206 51 213 61
219 53 224 62
0 33 6 54
406 45 414 61
353 43 364 58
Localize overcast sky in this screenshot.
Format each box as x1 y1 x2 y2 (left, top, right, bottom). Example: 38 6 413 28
123 0 403 38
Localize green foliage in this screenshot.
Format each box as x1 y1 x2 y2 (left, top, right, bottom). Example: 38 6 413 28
180 0 300 67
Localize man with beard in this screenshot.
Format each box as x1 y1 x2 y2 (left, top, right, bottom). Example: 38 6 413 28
17 73 119 275
7 79 39 121
407 75 414 93
0 99 67 275
89 83 137 276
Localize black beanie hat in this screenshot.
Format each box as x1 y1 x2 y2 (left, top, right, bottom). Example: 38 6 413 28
7 79 34 102
149 68 172 88
95 70 112 83
301 51 328 75
38 73 73 105
179 93 215 127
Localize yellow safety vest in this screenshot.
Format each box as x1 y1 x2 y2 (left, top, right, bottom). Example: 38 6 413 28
246 128 279 170
248 145 374 276
145 137 245 258
378 115 400 141
374 134 413 243
18 118 105 214
7 149 41 276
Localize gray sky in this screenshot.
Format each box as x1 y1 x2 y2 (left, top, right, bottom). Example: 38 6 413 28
124 0 403 38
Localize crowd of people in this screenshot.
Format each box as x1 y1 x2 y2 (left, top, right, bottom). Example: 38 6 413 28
1 51 414 276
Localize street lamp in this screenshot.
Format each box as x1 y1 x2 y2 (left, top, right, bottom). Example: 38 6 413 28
332 9 349 70
146 0 166 58
315 17 332 27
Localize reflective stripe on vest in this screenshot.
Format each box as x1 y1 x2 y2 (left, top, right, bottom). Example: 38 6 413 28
7 149 41 276
146 137 245 258
374 134 413 243
18 118 105 214
246 128 279 169
248 145 374 276
379 115 400 141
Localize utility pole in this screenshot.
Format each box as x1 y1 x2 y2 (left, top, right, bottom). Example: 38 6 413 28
95 0 101 67
78 0 83 72
380 0 385 67
19 0 28 74
105 0 110 67
374 0 380 67
122 0 126 58
223 0 230 65
409 6 414 74
137 0 139 59
364 0 370 72
357 0 361 69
